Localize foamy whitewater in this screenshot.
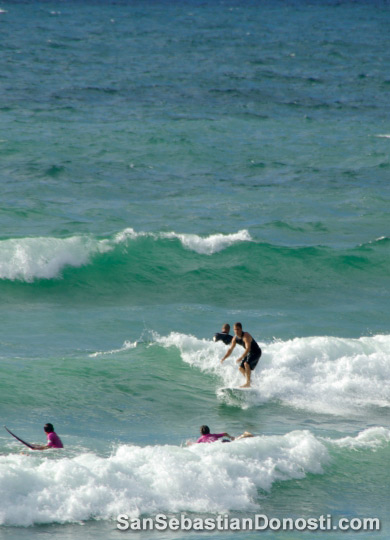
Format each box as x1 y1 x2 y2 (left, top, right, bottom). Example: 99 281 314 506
156 333 390 414
1 1 389 539
2 428 389 527
0 229 253 282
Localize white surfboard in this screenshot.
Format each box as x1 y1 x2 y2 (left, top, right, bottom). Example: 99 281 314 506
220 386 254 392
218 387 257 401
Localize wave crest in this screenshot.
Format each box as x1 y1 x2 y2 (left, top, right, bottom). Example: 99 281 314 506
1 427 388 526
0 229 252 282
0 430 327 525
115 228 252 255
0 235 111 282
156 332 390 415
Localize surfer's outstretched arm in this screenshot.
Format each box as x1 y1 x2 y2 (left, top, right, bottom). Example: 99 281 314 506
4 424 63 450
220 338 236 363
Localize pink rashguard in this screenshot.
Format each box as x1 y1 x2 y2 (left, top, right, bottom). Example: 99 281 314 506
46 431 63 448
196 433 225 443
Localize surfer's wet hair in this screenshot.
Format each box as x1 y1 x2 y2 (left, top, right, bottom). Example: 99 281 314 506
200 425 210 435
44 423 54 433
234 322 242 330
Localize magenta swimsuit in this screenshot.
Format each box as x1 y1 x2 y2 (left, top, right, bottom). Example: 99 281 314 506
46 431 63 448
196 433 225 443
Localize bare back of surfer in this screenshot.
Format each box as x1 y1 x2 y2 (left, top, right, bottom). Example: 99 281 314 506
220 322 261 388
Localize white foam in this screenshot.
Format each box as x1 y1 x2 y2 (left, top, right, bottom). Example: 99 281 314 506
89 340 138 358
156 333 390 415
327 426 390 450
115 228 252 255
0 430 329 526
114 228 146 243
2 427 388 526
160 230 252 255
0 236 111 282
0 229 252 281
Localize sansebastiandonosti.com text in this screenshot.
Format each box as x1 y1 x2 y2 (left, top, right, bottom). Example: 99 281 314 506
117 513 381 532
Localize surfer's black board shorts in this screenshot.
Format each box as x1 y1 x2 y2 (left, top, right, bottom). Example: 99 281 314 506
240 348 261 370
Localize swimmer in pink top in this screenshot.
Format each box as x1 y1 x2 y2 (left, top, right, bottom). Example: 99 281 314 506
197 425 234 443
33 423 63 450
196 425 253 443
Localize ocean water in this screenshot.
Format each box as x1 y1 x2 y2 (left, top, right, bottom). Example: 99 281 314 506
0 0 389 539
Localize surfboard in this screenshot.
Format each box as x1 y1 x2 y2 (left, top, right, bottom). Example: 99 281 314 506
218 386 259 398
4 426 39 449
220 386 254 392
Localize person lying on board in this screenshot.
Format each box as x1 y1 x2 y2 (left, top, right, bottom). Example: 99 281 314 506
196 425 254 443
213 323 233 345
33 423 64 450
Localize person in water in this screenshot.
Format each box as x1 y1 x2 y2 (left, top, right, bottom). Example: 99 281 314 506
196 425 253 443
220 322 261 388
213 323 233 345
33 423 63 450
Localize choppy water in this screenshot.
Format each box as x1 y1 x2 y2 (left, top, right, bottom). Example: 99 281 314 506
0 1 389 539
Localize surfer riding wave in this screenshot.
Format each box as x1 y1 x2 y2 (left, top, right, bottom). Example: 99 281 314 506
220 322 261 388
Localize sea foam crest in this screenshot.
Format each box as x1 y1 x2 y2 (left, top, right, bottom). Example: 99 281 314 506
1 427 388 526
156 332 390 415
0 430 328 526
90 340 138 358
2 228 384 283
0 229 252 282
0 236 111 282
115 228 252 254
326 426 390 450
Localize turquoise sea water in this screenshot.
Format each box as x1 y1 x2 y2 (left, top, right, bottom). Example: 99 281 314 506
0 1 389 539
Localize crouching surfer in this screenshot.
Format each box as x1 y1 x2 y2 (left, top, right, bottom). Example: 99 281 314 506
220 322 261 388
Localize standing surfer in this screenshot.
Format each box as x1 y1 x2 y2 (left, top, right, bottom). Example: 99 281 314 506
220 322 261 388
